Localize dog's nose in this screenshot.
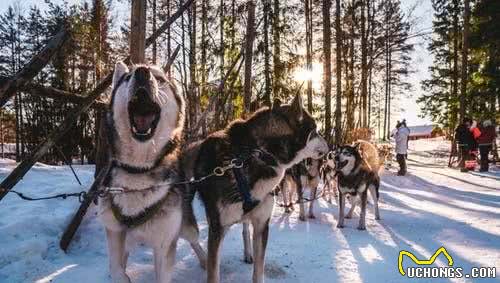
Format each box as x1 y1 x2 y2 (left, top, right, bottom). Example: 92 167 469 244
134 67 150 85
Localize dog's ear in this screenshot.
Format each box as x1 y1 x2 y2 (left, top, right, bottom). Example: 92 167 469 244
353 142 361 152
290 93 303 121
272 98 282 110
113 61 129 89
149 65 168 84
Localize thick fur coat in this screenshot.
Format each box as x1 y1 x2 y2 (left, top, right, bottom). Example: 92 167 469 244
98 62 205 283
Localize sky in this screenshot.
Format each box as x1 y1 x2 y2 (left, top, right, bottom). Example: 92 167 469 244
0 0 434 127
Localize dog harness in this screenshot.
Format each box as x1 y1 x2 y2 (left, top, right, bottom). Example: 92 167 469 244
110 190 173 228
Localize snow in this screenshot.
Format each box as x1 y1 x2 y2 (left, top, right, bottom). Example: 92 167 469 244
0 138 499 283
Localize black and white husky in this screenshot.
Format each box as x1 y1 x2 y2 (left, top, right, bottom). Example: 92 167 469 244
334 144 381 230
99 62 205 283
189 94 329 283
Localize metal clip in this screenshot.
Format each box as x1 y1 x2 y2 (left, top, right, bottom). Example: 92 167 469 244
327 151 335 160
230 158 244 169
213 167 226 176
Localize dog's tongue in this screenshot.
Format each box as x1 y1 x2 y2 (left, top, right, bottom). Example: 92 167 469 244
133 114 155 132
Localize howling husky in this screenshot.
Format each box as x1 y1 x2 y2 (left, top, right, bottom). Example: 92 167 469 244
334 144 381 230
99 62 205 283
189 94 329 283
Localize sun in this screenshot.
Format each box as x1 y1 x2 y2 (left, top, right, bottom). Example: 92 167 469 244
293 62 323 92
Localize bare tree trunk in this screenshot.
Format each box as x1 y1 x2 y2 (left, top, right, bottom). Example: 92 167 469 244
188 0 197 133
346 5 355 133
387 49 392 140
334 0 342 144
449 0 459 129
130 0 147 63
323 0 332 142
272 0 281 99
459 0 470 121
367 0 374 129
244 1 256 113
263 0 272 107
360 0 368 128
305 0 313 113
152 0 157 64
220 0 225 103
200 0 208 135
167 0 172 76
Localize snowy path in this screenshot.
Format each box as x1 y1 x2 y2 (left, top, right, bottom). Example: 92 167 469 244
0 138 499 283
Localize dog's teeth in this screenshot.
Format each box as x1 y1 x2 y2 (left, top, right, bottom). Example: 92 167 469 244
146 128 152 134
132 126 138 133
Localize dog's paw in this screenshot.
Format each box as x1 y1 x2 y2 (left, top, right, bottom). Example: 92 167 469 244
357 225 366 230
111 272 131 283
244 254 254 264
344 214 353 219
299 215 306 222
308 214 316 219
336 223 344 229
375 215 381 220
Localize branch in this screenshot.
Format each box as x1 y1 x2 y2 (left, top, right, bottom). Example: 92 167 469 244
22 84 107 109
189 51 244 137
0 26 70 108
146 0 195 47
163 45 181 73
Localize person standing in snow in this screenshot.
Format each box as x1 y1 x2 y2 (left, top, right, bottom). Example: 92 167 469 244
477 120 496 172
470 120 481 150
395 120 410 176
454 118 475 172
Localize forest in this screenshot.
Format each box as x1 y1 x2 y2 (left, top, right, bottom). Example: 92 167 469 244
0 0 497 164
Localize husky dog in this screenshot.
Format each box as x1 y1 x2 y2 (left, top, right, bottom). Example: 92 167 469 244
280 158 322 220
190 94 329 283
279 169 297 214
99 62 205 283
334 144 381 230
355 140 381 173
377 143 394 168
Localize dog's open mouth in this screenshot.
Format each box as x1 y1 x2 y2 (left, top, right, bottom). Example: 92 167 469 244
128 88 161 141
335 159 348 171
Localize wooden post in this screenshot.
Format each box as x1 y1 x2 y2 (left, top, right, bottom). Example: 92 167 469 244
0 26 70 108
130 0 147 63
59 162 111 251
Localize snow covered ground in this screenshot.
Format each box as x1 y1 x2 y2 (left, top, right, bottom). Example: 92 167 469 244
0 138 499 283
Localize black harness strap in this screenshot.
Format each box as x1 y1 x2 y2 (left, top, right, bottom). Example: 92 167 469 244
232 166 260 213
110 191 173 228
110 136 179 174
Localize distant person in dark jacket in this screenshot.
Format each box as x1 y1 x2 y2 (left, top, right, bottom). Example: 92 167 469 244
477 120 496 172
455 118 474 172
